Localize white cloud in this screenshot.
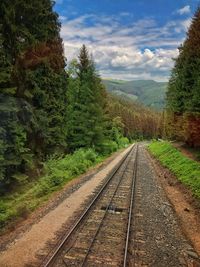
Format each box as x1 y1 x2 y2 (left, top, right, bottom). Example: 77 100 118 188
180 18 192 31
59 15 67 21
143 49 154 60
177 5 191 15
61 14 188 81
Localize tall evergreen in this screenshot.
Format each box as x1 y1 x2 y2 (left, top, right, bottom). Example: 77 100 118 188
66 45 106 151
0 0 67 186
166 7 200 146
167 7 200 113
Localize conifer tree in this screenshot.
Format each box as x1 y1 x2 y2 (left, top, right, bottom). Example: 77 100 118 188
166 7 200 146
66 45 106 151
0 0 67 186
167 7 200 113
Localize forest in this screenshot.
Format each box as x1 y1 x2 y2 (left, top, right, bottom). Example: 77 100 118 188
0 0 160 196
165 7 200 148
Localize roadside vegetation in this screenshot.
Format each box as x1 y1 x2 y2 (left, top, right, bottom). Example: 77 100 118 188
164 7 200 148
0 143 130 230
0 1 160 230
152 7 200 197
149 141 200 199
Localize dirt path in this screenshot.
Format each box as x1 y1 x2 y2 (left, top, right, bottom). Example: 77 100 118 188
0 145 133 267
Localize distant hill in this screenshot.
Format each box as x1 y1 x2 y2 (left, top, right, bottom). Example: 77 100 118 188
102 79 168 110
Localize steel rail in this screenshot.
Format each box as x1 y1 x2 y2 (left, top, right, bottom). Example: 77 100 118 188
123 144 138 267
80 145 136 267
41 144 135 267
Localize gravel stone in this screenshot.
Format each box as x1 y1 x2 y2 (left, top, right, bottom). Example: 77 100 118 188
130 144 200 267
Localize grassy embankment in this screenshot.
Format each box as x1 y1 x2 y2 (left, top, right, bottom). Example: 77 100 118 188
148 141 200 199
0 141 129 231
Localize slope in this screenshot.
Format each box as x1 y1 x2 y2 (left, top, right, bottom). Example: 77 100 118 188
102 79 167 110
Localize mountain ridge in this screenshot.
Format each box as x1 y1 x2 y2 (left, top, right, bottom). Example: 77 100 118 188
102 79 168 110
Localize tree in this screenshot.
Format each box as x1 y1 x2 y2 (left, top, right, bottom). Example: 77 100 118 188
66 45 106 151
166 7 200 146
0 0 67 186
106 95 160 141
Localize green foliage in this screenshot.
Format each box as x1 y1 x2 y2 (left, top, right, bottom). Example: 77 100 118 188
165 7 200 146
0 95 32 187
66 45 106 151
148 141 200 198
98 141 119 155
0 0 61 59
0 1 161 234
44 148 98 179
25 64 68 155
0 148 103 230
166 8 200 113
106 94 161 140
0 0 67 186
118 137 129 147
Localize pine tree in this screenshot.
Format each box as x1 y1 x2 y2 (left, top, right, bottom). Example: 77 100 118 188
0 8 30 186
0 0 67 186
166 46 185 113
184 7 200 112
166 7 200 146
66 45 106 151
167 8 200 113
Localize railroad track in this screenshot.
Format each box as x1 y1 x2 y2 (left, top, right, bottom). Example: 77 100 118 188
41 144 138 267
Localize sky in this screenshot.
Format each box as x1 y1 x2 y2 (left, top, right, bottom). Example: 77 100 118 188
54 0 199 81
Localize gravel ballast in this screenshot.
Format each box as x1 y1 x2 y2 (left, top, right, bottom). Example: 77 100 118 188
130 144 200 266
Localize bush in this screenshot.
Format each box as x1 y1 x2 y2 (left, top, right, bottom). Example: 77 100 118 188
0 145 129 230
0 148 102 230
83 149 98 163
117 137 129 147
35 148 100 197
98 141 118 155
0 201 15 229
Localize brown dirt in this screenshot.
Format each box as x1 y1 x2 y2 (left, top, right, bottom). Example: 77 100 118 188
146 148 200 256
0 146 133 267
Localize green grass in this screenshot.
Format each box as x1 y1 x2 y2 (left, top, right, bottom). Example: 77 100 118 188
148 141 200 199
0 140 130 230
0 149 104 230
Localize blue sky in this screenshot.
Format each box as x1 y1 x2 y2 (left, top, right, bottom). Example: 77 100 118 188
54 0 199 81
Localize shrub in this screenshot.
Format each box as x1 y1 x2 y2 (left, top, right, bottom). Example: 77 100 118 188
117 137 129 147
98 141 118 155
0 145 128 230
